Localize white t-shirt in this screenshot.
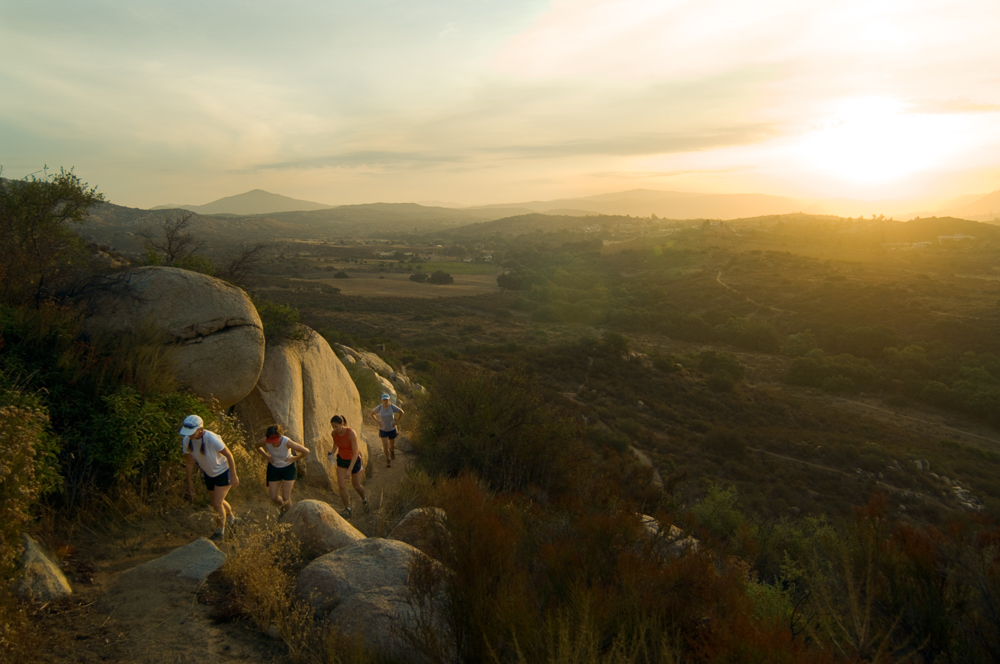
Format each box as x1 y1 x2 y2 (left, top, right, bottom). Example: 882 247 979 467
182 430 229 478
264 435 293 468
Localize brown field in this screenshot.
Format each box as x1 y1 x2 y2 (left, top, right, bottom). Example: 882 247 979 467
288 271 500 298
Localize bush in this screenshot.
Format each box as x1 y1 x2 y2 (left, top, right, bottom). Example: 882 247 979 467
702 428 747 459
428 270 454 285
347 364 383 409
586 426 631 453
698 350 745 380
714 317 781 353
414 366 584 494
254 299 307 342
97 387 208 484
0 405 52 576
410 272 429 283
784 330 819 357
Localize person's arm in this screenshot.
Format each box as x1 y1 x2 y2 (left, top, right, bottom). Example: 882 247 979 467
185 454 196 499
370 408 381 425
255 439 272 462
287 440 310 462
220 446 240 488
393 405 404 426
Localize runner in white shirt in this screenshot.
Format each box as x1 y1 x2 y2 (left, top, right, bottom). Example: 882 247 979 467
254 423 310 512
180 414 240 540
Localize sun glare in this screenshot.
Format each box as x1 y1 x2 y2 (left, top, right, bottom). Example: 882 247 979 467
796 97 974 187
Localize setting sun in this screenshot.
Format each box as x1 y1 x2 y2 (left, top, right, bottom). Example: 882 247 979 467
796 97 977 187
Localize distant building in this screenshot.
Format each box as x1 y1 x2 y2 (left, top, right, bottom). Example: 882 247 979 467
938 234 976 244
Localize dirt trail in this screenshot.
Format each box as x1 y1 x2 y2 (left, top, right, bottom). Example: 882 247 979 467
35 421 415 664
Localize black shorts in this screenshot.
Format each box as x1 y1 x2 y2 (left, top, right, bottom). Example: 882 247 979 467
204 469 230 490
266 463 297 484
378 428 398 439
336 456 363 474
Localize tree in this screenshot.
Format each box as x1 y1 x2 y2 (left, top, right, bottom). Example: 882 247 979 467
137 212 203 266
215 241 270 289
0 167 105 305
409 272 429 283
428 270 454 285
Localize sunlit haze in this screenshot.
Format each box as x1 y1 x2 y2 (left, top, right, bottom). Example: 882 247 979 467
2 0 999 211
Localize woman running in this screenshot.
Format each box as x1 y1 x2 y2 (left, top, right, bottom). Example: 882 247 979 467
180 414 240 540
328 415 369 518
370 394 404 468
255 424 310 512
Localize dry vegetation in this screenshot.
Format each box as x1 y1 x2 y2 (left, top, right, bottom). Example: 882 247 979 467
5 171 1000 663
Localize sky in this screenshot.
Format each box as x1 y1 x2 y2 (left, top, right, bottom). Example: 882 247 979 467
2 0 1000 210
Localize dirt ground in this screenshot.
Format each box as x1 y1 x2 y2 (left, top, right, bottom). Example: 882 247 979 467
29 421 414 664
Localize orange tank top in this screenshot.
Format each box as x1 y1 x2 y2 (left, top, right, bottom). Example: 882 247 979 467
333 427 354 459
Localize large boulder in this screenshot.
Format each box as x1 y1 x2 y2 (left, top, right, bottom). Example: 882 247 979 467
327 586 455 664
116 537 226 585
16 534 72 604
280 499 365 560
387 508 451 561
296 538 442 615
358 351 394 378
234 324 366 488
377 376 397 402
81 267 264 409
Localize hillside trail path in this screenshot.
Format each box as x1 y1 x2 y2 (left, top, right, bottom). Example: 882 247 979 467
35 421 415 664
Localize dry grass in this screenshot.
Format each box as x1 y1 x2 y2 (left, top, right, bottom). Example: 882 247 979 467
221 522 326 663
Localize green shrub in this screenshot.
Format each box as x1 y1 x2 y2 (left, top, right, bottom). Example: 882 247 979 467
346 364 383 409
784 330 819 357
586 426 631 453
697 350 745 380
410 272 429 283
96 387 207 483
254 298 307 342
690 484 746 541
714 317 781 353
702 428 747 459
414 365 584 494
0 405 53 576
428 270 454 285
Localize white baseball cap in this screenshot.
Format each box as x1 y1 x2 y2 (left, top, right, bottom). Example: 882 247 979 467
179 414 204 436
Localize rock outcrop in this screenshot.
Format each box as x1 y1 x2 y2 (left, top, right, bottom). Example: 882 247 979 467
95 539 267 663
297 538 455 663
387 508 451 561
81 267 264 409
327 586 455 664
638 515 700 558
296 538 440 615
16 534 72 604
234 325 366 488
280 499 365 560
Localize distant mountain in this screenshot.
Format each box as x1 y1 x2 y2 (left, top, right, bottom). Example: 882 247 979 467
80 201 515 255
939 190 1000 222
152 189 335 215
466 189 804 220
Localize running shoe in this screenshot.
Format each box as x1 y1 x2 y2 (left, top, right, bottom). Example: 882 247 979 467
362 499 370 514
342 507 353 518
210 528 225 541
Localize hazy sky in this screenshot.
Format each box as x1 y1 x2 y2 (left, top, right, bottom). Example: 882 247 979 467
2 0 999 209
